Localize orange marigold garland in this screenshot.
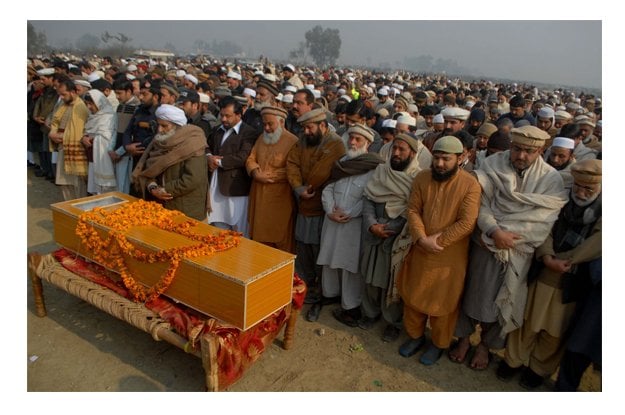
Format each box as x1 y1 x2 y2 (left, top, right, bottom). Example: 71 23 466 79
75 199 241 302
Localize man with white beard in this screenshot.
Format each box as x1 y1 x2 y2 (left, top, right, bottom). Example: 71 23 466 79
245 106 299 252
316 124 384 326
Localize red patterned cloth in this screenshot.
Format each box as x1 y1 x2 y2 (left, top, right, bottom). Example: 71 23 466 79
51 248 306 389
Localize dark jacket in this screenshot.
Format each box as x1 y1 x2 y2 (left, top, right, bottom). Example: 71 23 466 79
208 120 258 196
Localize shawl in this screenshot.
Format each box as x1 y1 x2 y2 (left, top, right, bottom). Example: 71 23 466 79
131 124 208 194
52 97 90 176
364 149 429 219
84 90 117 187
329 153 383 182
474 151 568 335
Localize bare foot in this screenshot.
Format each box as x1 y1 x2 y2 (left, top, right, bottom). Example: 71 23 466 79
448 337 471 363
469 342 491 370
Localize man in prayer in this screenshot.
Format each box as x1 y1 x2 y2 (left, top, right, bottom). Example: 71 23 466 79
317 125 384 326
498 159 601 390
423 107 470 152
282 64 304 90
546 137 577 190
48 79 90 200
286 108 345 320
396 136 481 365
360 133 432 342
206 96 258 234
245 106 299 252
449 126 568 370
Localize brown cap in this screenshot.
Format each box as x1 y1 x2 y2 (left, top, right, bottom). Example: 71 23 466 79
571 159 602 185
476 123 498 139
510 125 550 148
297 108 326 125
394 133 419 152
260 105 288 119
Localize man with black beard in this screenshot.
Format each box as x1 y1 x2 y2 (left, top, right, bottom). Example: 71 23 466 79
286 108 346 321
466 108 486 136
422 107 469 152
359 134 432 342
546 137 576 190
395 136 481 365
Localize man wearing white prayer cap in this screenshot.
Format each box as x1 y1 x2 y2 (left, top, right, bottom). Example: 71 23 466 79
546 136 576 189
241 87 263 135
536 107 557 139
183 73 199 90
226 71 244 95
576 116 601 152
131 104 208 221
281 63 304 89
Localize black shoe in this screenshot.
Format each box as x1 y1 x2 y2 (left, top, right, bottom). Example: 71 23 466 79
332 308 361 328
357 315 380 330
321 295 340 306
304 291 321 304
496 360 522 381
519 367 544 390
306 303 322 322
398 336 425 357
382 324 401 342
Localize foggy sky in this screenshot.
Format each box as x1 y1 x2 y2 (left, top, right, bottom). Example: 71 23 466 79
31 20 601 89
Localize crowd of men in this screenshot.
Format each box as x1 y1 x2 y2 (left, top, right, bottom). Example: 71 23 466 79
27 53 602 391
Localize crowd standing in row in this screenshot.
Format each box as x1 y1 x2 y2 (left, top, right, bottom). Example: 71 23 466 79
27 54 602 391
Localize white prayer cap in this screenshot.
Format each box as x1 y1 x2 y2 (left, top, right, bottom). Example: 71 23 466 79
155 104 187 126
74 79 91 89
283 64 296 72
68 63 78 69
312 89 321 99
263 73 277 83
227 71 242 80
337 88 346 95
397 85 404 91
464 100 475 109
397 114 416 127
276 93 284 101
441 107 470 121
407 104 419 113
184 74 198 85
433 113 445 124
127 64 137 72
281 94 293 104
377 88 388 96
552 137 575 149
537 107 555 119
305 84 315 91
339 95 352 103
254 70 264 76
176 69 186 78
381 119 397 129
86 72 100 83
368 82 376 89
37 68 55 76
126 74 136 80
284 85 297 93
392 87 401 95
243 88 256 98
198 92 210 104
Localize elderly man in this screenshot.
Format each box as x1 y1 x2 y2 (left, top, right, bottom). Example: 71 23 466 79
245 106 299 252
360 133 432 342
576 116 601 152
206 96 258 235
131 104 208 221
48 79 90 201
449 126 568 370
316 125 384 326
286 108 346 320
498 159 601 390
396 136 481 365
554 110 573 131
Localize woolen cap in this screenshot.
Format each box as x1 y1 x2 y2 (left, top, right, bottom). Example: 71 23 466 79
297 108 326 124
571 159 602 185
394 133 419 152
260 105 288 119
347 124 375 142
432 136 463 154
510 125 551 147
257 79 280 96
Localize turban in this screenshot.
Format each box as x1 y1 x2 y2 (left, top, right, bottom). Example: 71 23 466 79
347 124 375 142
433 136 463 154
469 108 486 123
571 159 602 185
283 64 296 73
510 125 550 147
155 104 187 126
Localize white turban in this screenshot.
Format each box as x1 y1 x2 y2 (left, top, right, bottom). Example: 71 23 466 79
184 74 198 85
155 104 187 126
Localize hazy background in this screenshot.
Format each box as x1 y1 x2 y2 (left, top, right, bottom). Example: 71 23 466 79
30 20 601 90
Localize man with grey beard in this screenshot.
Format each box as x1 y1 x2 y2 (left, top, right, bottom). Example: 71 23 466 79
316 125 384 326
245 106 299 252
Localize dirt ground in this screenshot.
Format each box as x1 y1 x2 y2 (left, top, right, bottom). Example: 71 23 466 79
26 167 601 397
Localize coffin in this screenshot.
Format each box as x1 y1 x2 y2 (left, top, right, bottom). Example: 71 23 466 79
50 192 296 330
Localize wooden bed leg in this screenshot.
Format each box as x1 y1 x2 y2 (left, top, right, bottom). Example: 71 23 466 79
200 332 219 392
28 253 47 318
282 304 298 350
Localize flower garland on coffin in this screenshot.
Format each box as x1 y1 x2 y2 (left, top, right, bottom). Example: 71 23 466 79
75 199 241 303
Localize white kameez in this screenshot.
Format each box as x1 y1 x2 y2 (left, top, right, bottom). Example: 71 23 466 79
207 124 249 236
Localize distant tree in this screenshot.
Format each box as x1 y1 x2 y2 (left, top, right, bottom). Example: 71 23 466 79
288 41 308 64
75 33 101 52
27 22 48 56
304 25 341 67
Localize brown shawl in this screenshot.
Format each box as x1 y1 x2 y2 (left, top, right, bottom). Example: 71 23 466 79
131 124 207 194
329 153 384 182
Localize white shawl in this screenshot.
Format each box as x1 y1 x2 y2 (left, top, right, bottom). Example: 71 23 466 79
84 89 117 188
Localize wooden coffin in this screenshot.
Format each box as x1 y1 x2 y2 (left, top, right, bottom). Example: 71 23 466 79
50 192 295 330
